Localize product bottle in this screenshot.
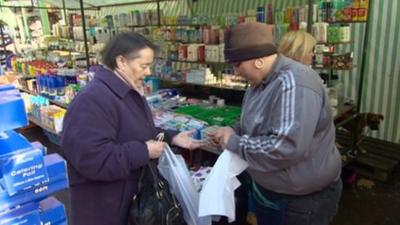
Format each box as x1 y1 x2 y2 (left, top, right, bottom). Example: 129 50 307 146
56 75 66 96
48 75 57 99
256 6 266 23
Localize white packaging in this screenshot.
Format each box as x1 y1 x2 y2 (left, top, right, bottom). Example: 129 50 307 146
312 22 329 43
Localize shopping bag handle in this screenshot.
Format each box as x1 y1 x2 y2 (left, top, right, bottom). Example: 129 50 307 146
163 144 179 167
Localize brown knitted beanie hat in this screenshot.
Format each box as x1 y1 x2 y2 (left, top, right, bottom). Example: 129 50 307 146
224 22 277 63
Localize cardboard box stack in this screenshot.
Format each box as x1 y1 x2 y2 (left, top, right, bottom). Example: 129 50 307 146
0 85 69 225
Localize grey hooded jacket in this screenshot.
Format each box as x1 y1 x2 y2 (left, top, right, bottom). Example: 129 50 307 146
227 54 342 195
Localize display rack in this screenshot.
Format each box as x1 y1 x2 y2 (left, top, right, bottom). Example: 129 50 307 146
4 0 372 158
306 0 371 114
168 59 228 66
160 78 247 92
307 0 373 157
313 65 358 71
18 87 69 109
28 115 60 135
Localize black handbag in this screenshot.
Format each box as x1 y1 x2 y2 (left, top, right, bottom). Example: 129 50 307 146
128 162 185 225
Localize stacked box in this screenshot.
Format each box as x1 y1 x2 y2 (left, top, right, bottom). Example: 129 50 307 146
0 85 69 224
0 85 28 132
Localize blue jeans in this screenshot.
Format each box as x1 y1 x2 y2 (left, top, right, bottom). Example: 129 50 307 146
253 180 342 225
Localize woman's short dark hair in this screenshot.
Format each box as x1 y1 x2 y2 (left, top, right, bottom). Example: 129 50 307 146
101 32 157 70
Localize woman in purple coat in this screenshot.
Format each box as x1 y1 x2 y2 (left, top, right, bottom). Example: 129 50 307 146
61 33 201 225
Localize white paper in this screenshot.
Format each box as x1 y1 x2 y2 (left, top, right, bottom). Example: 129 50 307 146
198 150 249 222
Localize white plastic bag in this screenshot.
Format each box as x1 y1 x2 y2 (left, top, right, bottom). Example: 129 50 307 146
158 145 211 225
198 150 249 222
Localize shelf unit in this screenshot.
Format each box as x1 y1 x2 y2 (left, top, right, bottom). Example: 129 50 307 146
160 78 247 91
317 41 353 45
27 115 60 135
18 88 69 109
326 20 367 24
129 24 211 28
314 33 362 86
313 65 357 71
166 59 229 66
5 0 371 157
309 0 372 157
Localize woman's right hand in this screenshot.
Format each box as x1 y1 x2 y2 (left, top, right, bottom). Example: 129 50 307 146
146 140 166 159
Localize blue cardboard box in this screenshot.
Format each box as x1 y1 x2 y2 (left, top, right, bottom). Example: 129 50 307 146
39 197 67 225
0 201 41 225
1 148 48 196
0 154 68 211
0 85 16 92
0 130 32 159
0 131 49 196
31 141 47 155
0 85 28 132
55 219 68 225
0 196 67 225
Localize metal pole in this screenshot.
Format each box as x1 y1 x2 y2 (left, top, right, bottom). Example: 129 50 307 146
156 0 161 27
0 5 97 11
96 0 171 8
79 0 90 71
0 24 7 55
62 0 68 26
356 0 373 112
307 0 314 33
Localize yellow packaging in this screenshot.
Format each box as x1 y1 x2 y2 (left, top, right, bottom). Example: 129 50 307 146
358 0 369 21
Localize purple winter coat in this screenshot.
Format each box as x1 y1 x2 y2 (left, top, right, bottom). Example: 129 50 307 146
61 67 173 225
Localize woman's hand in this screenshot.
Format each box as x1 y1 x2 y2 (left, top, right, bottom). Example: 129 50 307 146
172 130 205 150
146 140 166 159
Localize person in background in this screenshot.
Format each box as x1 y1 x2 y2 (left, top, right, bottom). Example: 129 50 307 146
210 22 342 225
278 30 317 66
61 32 202 225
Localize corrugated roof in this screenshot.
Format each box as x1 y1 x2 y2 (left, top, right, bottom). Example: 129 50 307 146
1 0 169 9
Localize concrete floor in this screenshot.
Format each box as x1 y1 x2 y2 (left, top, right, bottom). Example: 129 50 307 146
20 127 400 225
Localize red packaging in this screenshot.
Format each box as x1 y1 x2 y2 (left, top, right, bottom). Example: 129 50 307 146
178 44 188 60
358 8 367 21
343 8 352 21
351 8 358 21
210 29 220 44
198 45 205 62
289 22 299 31
202 26 211 44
